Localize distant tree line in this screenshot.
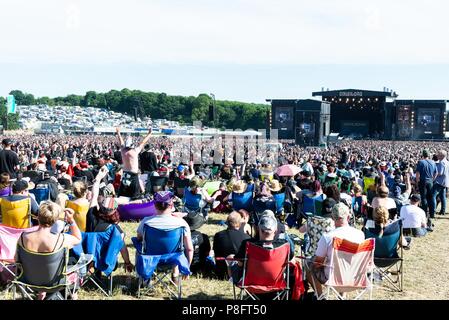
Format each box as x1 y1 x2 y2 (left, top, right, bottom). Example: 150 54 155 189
7 89 270 130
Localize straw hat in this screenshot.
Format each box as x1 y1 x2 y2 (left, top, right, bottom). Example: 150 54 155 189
232 180 247 194
268 179 282 192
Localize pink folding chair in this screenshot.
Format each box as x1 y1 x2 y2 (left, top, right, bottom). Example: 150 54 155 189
321 237 375 300
0 224 38 296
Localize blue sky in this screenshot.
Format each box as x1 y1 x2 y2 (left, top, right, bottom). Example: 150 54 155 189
0 0 448 103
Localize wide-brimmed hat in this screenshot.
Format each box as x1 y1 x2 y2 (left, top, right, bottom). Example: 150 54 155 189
268 179 282 192
232 180 247 194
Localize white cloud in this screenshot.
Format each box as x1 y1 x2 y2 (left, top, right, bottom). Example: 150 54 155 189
0 0 447 64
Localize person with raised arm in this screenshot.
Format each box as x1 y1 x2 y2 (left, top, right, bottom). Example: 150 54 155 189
115 127 152 199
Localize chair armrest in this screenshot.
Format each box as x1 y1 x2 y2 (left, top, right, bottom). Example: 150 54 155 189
66 253 94 275
215 257 246 262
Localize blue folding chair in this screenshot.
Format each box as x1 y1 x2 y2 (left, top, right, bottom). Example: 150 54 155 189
71 225 124 296
302 194 324 217
231 191 254 212
132 225 190 299
183 188 202 211
29 184 50 205
273 193 286 216
364 219 403 292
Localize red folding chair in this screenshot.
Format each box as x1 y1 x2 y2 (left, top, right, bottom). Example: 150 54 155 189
234 241 290 300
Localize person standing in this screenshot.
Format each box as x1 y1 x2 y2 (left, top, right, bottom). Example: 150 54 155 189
431 149 449 216
115 127 153 199
0 139 19 178
415 149 437 231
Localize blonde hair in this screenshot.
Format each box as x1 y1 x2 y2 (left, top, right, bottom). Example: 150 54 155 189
373 206 389 237
377 186 389 198
353 184 363 194
73 181 88 199
38 202 63 227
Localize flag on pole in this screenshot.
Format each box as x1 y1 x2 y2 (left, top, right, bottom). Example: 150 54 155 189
6 95 16 114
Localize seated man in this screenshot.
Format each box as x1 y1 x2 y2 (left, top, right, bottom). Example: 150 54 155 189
1 179 39 220
307 203 365 297
400 194 428 237
213 211 250 279
137 191 194 281
228 213 291 284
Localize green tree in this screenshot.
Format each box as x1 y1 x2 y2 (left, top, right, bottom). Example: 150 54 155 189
0 99 20 130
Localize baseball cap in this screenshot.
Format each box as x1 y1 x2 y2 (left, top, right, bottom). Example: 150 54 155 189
2 138 12 146
12 180 31 193
258 213 277 232
177 165 186 172
154 191 174 204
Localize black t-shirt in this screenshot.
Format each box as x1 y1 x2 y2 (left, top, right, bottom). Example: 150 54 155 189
0 149 19 178
140 151 158 172
213 229 251 259
74 168 95 184
235 238 289 260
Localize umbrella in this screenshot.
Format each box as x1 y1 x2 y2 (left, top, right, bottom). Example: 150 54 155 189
276 164 301 177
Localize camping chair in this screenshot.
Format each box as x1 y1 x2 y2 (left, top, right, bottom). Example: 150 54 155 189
303 216 334 260
273 192 286 220
301 194 324 218
364 219 403 292
174 178 190 198
0 224 39 298
231 241 290 300
183 187 202 211
252 197 276 226
29 184 51 204
313 237 375 300
71 225 124 297
231 191 254 212
149 176 168 194
66 201 89 232
0 198 32 229
132 225 190 299
12 244 92 300
203 181 221 196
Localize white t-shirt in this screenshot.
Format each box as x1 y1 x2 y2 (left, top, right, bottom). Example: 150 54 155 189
400 204 426 229
137 213 191 238
315 225 365 276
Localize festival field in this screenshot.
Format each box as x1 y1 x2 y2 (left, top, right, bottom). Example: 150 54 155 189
69 212 449 300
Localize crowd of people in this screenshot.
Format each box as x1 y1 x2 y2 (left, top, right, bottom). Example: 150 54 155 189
0 129 448 300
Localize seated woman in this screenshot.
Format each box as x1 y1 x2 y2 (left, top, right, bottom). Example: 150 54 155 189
211 182 231 213
369 206 409 248
352 184 368 219
18 202 82 300
86 167 134 273
184 178 220 218
0 173 11 197
66 181 90 231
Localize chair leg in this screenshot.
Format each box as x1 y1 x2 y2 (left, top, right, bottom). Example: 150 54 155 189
109 275 113 296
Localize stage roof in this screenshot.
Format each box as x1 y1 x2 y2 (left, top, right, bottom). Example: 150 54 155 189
312 88 398 98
